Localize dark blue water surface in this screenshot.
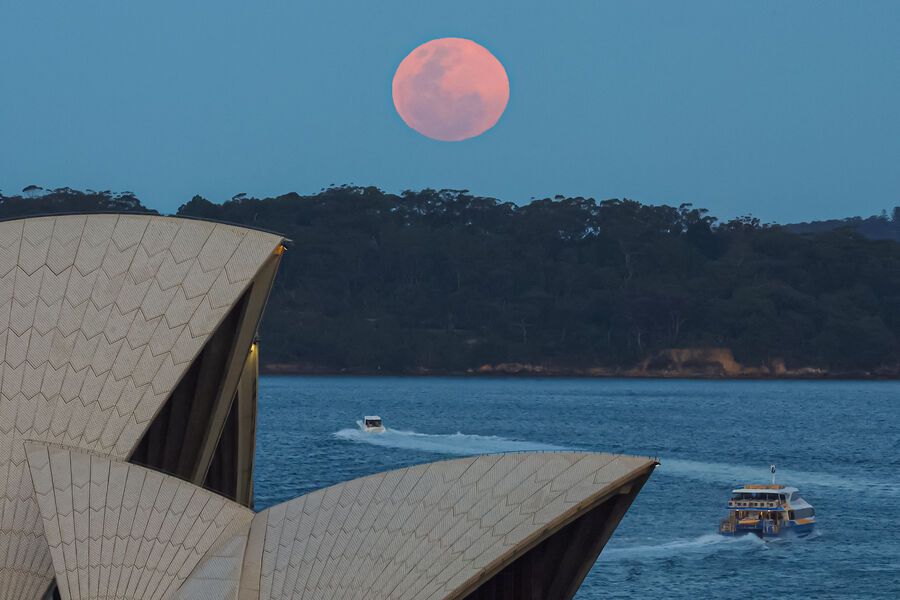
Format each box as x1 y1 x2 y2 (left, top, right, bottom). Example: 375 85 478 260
254 377 900 599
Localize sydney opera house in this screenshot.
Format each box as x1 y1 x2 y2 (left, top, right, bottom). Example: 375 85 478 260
0 214 656 600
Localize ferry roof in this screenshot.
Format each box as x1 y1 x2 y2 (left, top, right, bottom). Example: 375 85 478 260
732 485 799 495
364 415 382 420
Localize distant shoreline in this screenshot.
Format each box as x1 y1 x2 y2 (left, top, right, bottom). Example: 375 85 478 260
260 364 900 380
260 348 900 381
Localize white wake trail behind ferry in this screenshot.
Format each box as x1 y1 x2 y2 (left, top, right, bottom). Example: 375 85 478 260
600 533 764 562
660 458 900 496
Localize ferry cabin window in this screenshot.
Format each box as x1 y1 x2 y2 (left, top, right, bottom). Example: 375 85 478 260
790 492 799 501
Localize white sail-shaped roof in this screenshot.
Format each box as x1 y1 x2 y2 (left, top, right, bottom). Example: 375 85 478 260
25 447 655 600
1 212 659 600
0 214 284 597
25 443 254 600
236 452 655 600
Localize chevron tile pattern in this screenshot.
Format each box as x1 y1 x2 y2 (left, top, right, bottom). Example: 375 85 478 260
24 443 254 600
172 519 251 600
236 452 655 600
0 215 283 598
23 446 654 600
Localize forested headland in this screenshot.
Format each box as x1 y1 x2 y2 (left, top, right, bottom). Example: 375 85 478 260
2 186 900 378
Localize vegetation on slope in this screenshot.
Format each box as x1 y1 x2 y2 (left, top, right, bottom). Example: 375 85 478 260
0 186 157 218
3 186 899 376
786 207 900 242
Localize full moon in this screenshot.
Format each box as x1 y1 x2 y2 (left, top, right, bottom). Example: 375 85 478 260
392 38 509 142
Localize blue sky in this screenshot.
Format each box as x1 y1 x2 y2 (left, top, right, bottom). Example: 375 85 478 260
2 0 898 222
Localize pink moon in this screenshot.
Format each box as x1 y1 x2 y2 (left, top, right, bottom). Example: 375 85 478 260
392 38 510 142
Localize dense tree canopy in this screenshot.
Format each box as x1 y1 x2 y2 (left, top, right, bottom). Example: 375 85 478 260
174 187 900 375
786 211 900 241
0 187 157 218
2 186 899 375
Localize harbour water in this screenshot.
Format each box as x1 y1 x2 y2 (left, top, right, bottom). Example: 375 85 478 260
254 377 900 599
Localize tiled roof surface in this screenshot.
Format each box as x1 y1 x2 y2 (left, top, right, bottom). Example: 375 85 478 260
25 443 253 600
23 447 654 600
237 452 655 600
0 215 283 597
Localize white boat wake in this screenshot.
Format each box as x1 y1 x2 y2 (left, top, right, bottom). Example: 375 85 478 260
600 533 764 561
333 426 898 497
659 458 899 496
333 425 568 455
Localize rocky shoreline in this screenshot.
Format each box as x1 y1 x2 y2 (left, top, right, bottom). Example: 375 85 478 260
261 348 900 379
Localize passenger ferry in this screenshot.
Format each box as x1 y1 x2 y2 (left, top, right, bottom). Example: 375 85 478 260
719 483 816 538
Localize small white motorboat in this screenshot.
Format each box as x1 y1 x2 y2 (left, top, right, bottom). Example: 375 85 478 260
363 416 385 433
